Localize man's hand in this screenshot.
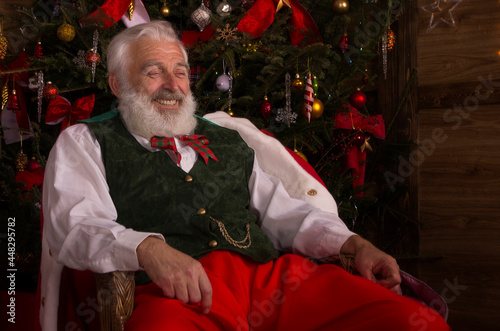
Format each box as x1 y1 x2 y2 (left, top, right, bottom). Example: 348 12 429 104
340 235 402 294
136 237 213 314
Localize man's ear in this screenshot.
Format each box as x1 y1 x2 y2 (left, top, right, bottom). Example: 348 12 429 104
108 72 121 98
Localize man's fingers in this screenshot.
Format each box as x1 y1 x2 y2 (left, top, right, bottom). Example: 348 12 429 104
199 273 213 314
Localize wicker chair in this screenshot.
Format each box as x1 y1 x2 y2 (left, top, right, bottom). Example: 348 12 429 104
93 254 357 331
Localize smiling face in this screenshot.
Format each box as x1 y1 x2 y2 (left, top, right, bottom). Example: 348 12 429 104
128 38 190 110
109 37 198 139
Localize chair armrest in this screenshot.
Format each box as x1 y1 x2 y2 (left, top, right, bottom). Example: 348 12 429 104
95 271 135 331
317 254 358 275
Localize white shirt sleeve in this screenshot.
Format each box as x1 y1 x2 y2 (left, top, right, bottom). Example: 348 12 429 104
248 156 356 259
42 124 164 273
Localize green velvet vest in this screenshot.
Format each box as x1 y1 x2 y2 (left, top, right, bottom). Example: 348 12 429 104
84 110 279 273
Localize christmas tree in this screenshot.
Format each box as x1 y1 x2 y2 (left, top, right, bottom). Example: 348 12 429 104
0 0 412 290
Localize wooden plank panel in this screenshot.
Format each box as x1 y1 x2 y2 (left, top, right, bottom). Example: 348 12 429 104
417 0 500 86
418 104 500 330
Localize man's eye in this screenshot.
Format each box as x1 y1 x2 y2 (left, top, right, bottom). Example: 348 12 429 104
176 71 187 77
147 71 161 77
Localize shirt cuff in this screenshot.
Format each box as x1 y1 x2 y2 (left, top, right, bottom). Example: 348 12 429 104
114 230 165 270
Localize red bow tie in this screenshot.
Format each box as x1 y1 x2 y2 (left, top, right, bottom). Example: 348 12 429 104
150 135 218 165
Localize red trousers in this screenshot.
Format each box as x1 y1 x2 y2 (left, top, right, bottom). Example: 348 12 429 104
126 251 450 331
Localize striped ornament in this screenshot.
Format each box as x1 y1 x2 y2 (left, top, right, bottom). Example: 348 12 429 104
303 73 314 123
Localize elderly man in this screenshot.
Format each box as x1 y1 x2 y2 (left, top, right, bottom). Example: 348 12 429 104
41 21 449 330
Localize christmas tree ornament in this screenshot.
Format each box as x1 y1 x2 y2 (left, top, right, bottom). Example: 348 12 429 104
294 148 308 162
275 73 297 127
237 0 322 46
216 0 232 17
1 81 8 109
312 75 319 96
90 30 100 83
227 69 233 115
43 81 59 100
294 137 307 162
37 71 44 122
216 24 238 43
303 73 314 123
7 88 21 111
57 23 76 42
334 106 385 197
387 29 395 51
191 2 211 32
85 49 101 66
349 88 367 109
34 41 43 58
352 131 365 147
15 137 28 171
333 0 349 14
276 0 292 12
382 30 388 79
261 96 272 120
312 98 324 118
28 157 40 171
292 73 304 90
285 72 293 127
46 94 95 132
302 97 323 120
0 20 7 60
127 0 135 20
160 1 171 17
216 74 230 91
241 0 255 9
339 33 349 54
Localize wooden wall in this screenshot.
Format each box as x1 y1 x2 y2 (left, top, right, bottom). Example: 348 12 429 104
416 0 500 329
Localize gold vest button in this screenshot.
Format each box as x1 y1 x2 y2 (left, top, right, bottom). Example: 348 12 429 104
208 240 218 248
197 208 206 215
185 175 193 182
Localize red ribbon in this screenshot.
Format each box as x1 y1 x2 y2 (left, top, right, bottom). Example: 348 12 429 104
237 0 322 46
81 0 131 29
46 95 95 132
334 105 385 197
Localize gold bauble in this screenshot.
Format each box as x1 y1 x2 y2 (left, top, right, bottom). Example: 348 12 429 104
57 23 76 42
292 73 304 90
333 0 349 14
294 149 308 162
160 4 171 17
302 98 324 120
311 98 324 119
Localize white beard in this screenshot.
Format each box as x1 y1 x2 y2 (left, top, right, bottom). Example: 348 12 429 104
118 86 198 139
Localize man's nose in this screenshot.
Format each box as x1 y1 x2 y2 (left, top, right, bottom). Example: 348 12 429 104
161 73 179 91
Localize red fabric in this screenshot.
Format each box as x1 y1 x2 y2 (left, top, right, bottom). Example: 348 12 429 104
126 251 450 331
181 25 216 46
237 0 322 46
334 105 385 196
81 0 131 28
45 95 95 132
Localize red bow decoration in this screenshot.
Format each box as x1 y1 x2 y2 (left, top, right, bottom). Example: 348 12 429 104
181 25 216 47
46 95 95 132
237 0 322 46
334 105 385 197
81 0 133 28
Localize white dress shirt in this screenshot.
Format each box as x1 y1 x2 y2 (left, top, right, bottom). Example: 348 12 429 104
42 121 355 274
